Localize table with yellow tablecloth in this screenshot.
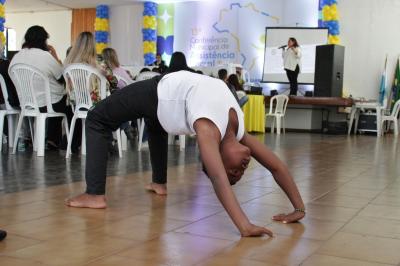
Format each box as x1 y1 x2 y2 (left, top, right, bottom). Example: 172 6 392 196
242 95 265 133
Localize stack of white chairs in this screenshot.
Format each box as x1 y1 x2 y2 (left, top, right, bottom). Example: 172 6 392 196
0 74 20 152
63 63 122 158
9 64 69 156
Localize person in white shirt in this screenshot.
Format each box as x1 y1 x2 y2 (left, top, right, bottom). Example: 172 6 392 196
66 70 306 237
282 37 302 95
9 25 70 150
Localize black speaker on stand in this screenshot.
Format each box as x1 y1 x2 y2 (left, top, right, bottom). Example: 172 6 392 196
314 44 345 97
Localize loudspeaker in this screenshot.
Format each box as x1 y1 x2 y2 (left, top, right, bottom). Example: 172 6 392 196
314 45 345 97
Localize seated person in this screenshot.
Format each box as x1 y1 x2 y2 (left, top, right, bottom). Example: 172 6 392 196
101 48 133 89
152 53 167 73
0 43 19 108
66 70 306 237
228 74 248 107
101 48 135 139
10 25 68 150
64 32 118 102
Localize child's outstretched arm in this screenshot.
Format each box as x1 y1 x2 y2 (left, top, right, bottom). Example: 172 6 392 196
195 119 273 237
241 133 306 223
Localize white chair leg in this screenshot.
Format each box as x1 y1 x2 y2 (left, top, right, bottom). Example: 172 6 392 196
7 114 18 149
271 117 275 133
36 116 46 157
179 135 185 151
354 110 360 134
66 115 77 159
394 119 399 135
81 119 86 155
0 114 4 152
12 114 24 154
137 118 145 151
116 129 122 158
121 132 127 151
282 118 286 134
276 117 281 135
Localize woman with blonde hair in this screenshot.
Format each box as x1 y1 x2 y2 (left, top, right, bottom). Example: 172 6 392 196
64 32 117 103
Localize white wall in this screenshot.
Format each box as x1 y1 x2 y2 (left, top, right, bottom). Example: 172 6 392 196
109 4 144 66
282 0 319 27
341 0 400 99
5 10 72 61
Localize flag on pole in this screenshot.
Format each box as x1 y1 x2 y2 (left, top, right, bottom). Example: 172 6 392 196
379 55 388 106
391 57 400 111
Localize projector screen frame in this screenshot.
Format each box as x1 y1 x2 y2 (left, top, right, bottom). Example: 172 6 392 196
261 26 328 85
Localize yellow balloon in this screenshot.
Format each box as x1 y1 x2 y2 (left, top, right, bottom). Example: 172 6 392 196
96 43 108 54
143 16 157 29
0 32 5 45
143 41 156 54
95 18 109 31
328 35 340 44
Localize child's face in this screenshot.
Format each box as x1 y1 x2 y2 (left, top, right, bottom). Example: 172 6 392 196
220 141 251 185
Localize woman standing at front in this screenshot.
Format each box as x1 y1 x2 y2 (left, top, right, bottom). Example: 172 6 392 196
282 37 301 95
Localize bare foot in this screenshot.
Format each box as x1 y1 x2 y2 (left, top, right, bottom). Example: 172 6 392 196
65 193 107 209
145 183 167 195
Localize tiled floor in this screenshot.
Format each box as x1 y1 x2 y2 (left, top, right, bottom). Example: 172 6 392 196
1 133 400 265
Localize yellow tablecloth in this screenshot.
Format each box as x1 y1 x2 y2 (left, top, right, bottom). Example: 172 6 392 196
242 95 265 133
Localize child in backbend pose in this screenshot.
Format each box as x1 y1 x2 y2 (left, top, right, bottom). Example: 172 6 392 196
66 70 305 237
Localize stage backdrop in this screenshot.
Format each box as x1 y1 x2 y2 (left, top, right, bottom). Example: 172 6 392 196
168 0 318 81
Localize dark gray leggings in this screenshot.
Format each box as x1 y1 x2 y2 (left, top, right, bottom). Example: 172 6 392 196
85 77 168 195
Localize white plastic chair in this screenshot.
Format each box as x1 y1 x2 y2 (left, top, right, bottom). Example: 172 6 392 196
9 64 69 156
266 94 289 135
63 63 122 158
0 74 20 152
382 99 400 135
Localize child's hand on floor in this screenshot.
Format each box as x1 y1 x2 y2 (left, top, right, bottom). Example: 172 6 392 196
272 211 305 224
240 223 273 237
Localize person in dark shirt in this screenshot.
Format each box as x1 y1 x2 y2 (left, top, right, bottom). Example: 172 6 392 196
0 43 19 108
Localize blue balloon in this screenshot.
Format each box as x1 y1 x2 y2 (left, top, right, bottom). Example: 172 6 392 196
144 53 156 65
322 0 337 6
95 31 108 43
143 1 158 16
142 29 157 42
96 5 109 19
0 0 5 5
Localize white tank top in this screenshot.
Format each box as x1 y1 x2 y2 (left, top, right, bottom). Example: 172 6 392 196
157 71 245 141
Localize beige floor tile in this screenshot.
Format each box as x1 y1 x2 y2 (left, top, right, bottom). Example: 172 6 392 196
268 217 345 241
142 201 223 222
117 232 234 265
5 213 104 241
358 204 400 220
304 203 359 222
0 234 41 255
301 254 392 266
8 230 139 266
217 202 291 224
371 194 400 207
175 214 264 241
332 186 382 199
208 235 322 266
90 214 191 241
198 255 280 266
85 255 156 266
318 232 400 265
0 256 44 266
341 216 400 239
311 193 371 209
